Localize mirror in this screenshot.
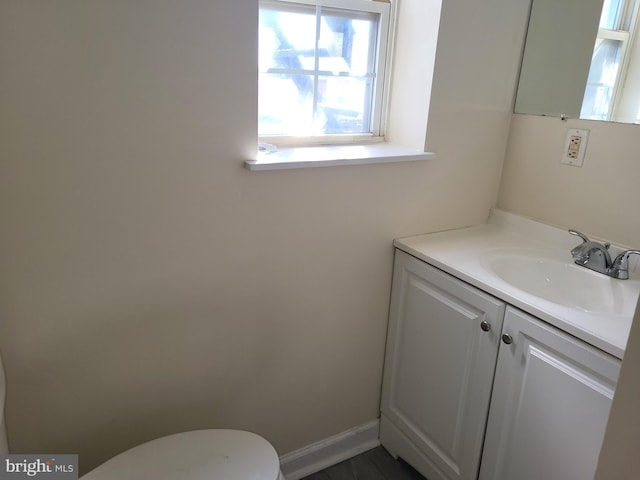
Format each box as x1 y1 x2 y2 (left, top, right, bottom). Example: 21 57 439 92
515 0 640 123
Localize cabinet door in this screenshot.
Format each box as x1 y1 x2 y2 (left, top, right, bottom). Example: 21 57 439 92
380 250 505 480
479 307 621 480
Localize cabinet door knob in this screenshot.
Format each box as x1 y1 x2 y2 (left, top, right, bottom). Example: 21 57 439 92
480 320 491 332
501 333 513 345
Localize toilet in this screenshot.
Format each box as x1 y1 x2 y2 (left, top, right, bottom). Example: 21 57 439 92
0 355 285 479
80 429 286 480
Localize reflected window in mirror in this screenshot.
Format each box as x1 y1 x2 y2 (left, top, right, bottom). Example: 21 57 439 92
582 0 639 121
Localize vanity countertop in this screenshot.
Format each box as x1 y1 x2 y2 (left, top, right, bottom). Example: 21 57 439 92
394 210 640 359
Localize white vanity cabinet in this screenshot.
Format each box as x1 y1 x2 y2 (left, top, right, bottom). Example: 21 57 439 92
380 249 621 480
380 250 506 480
479 307 620 480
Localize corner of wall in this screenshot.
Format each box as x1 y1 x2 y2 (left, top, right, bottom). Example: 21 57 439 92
385 0 442 150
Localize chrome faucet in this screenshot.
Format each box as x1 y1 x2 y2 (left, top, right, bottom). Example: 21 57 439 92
569 230 640 279
609 249 640 280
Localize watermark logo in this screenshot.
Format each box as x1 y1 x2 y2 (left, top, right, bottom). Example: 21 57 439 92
0 455 77 479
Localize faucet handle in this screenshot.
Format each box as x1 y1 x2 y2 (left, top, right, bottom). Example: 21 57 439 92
611 250 640 279
568 230 610 249
568 229 590 244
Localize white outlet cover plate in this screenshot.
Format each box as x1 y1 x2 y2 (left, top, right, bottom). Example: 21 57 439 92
561 128 589 167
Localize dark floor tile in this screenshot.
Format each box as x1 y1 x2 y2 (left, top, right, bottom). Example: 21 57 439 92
366 447 425 479
301 446 426 480
303 471 332 480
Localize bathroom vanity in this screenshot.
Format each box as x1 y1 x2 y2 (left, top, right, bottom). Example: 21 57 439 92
380 211 640 480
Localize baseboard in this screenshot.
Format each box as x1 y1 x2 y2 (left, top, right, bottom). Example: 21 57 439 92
279 419 381 480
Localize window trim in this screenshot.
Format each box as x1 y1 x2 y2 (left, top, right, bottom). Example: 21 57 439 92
583 0 640 120
258 0 393 146
609 0 640 118
245 143 435 171
597 28 631 121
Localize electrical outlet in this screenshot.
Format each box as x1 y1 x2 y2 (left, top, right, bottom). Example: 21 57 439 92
561 129 589 167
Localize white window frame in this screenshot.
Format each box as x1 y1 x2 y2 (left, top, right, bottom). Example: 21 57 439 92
609 0 640 119
596 28 631 121
258 0 393 147
583 0 639 120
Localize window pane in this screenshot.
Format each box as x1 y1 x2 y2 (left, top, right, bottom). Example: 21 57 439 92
318 76 370 133
581 38 624 120
600 0 625 29
258 1 382 137
259 5 317 73
318 10 376 76
259 73 315 135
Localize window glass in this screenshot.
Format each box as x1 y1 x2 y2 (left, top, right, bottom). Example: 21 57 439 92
583 0 638 120
258 1 384 137
600 0 624 29
581 38 625 120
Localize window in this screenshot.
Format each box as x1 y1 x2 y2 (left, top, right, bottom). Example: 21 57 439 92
581 0 639 120
258 0 391 142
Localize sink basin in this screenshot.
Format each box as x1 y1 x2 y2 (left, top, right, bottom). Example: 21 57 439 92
480 248 637 315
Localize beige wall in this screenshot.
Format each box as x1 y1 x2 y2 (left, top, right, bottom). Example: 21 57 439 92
498 114 640 246
0 0 530 474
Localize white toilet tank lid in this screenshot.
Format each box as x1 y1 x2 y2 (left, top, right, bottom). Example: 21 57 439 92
80 429 281 480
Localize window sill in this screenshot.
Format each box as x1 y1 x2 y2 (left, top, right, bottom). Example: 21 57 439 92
244 143 435 171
